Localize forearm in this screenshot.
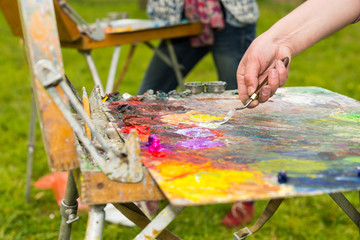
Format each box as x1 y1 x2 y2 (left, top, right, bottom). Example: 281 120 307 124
263 0 360 56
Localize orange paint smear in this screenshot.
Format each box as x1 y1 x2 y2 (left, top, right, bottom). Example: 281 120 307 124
161 110 198 125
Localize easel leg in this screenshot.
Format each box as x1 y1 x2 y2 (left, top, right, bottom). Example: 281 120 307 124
134 204 184 240
329 192 360 228
143 41 185 91
113 202 181 240
113 44 137 92
85 204 106 240
25 93 37 203
165 40 185 91
59 171 80 240
105 46 121 94
80 50 105 95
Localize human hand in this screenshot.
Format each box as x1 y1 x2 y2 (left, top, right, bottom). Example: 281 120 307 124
237 36 291 108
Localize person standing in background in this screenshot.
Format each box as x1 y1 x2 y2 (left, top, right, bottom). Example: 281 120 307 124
138 0 258 94
138 0 259 228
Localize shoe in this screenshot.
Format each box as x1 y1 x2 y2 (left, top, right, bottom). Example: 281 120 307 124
221 201 255 228
135 201 159 218
34 172 88 211
104 204 135 227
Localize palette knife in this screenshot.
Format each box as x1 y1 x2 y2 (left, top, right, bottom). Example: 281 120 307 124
218 57 290 125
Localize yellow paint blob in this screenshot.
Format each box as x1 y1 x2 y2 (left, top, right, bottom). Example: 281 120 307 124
159 168 269 202
190 114 224 122
151 161 289 203
158 161 212 178
102 96 108 102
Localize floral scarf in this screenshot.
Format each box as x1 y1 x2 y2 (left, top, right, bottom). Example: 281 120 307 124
184 0 225 47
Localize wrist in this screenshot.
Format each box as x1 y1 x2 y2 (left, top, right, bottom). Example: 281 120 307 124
260 30 294 59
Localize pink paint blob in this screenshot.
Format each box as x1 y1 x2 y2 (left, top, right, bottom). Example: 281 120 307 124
147 134 171 154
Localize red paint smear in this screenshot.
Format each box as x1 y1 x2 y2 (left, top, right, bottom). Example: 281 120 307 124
129 100 144 105
152 152 167 158
106 100 150 112
121 125 150 142
121 125 150 135
338 151 360 156
107 101 127 107
123 116 161 126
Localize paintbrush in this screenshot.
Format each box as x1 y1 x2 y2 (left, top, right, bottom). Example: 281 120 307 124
82 87 91 139
217 57 290 126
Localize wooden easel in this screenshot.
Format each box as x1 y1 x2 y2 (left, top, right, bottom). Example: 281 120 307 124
0 0 201 204
11 0 177 239
0 0 202 95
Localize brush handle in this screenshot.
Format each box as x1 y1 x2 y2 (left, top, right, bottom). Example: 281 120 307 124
253 57 290 97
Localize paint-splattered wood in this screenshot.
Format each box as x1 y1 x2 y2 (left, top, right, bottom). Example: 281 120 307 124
1 0 201 50
80 169 164 205
18 0 78 171
61 21 202 50
53 0 82 42
0 0 23 37
105 87 360 206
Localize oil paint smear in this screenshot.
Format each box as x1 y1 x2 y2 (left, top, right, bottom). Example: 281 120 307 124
248 159 327 177
190 114 224 122
107 87 360 205
161 110 198 125
329 110 360 123
175 127 215 138
150 160 292 204
177 139 225 149
121 125 150 142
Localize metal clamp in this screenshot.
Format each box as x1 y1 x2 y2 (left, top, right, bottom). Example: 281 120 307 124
233 227 252 240
60 200 80 224
34 60 63 88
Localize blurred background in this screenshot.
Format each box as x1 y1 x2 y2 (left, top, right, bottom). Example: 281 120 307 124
0 0 359 239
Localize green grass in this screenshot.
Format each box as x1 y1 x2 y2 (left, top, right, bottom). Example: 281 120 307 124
0 0 360 239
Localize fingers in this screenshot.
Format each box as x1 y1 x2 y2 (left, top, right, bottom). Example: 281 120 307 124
236 61 249 104
260 68 279 103
258 59 290 103
277 59 289 87
237 57 260 105
258 84 273 103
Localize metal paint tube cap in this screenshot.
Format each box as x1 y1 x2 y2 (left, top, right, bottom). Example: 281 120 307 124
205 81 227 93
185 82 205 94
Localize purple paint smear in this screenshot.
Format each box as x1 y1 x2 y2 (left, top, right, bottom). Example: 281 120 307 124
177 139 224 149
175 127 215 138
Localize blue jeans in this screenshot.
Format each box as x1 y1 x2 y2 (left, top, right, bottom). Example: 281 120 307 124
138 23 256 94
